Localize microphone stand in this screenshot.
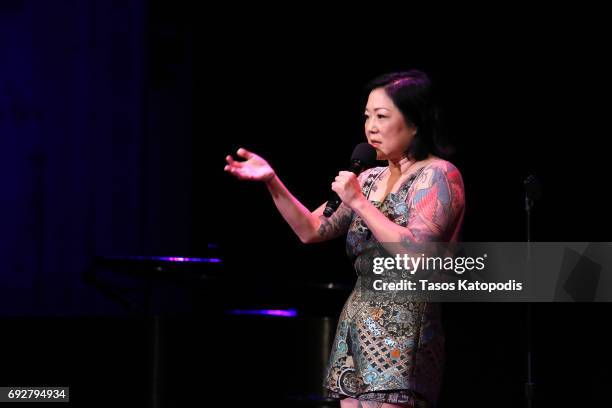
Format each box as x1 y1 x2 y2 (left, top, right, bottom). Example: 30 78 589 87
524 175 541 408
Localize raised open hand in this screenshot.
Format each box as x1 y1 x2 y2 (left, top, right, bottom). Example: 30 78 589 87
224 148 275 182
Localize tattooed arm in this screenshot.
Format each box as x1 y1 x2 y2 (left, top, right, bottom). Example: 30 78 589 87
400 161 465 243
265 168 374 244
307 201 354 242
351 161 465 245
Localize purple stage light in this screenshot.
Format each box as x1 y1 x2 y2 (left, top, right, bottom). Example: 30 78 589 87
157 256 222 263
227 308 298 318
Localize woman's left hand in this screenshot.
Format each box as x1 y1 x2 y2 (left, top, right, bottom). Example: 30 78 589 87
331 171 366 209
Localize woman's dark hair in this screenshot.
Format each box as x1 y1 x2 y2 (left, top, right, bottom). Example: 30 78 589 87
364 70 453 160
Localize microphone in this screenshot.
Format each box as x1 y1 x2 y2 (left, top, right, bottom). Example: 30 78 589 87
323 143 377 217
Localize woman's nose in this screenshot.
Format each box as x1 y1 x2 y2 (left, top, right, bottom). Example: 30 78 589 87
366 122 378 134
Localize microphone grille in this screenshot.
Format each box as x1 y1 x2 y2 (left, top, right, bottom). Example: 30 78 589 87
351 142 377 168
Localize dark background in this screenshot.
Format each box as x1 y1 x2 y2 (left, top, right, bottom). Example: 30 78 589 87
1 1 610 407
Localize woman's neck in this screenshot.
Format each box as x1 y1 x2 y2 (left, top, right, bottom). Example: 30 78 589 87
387 155 429 176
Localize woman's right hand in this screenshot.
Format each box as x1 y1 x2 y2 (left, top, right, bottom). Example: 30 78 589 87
224 148 276 182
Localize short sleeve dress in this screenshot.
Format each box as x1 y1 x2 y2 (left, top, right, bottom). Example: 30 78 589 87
323 162 465 408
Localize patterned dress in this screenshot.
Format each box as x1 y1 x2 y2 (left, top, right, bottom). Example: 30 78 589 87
324 162 464 407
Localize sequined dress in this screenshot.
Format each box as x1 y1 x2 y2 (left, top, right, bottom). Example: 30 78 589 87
324 164 463 407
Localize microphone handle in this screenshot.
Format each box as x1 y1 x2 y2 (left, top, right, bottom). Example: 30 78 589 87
323 160 365 217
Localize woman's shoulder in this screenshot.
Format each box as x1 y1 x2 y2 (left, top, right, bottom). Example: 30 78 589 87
421 158 463 181
423 157 459 171
412 158 465 198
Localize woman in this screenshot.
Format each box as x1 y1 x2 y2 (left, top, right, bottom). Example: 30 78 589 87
224 70 465 408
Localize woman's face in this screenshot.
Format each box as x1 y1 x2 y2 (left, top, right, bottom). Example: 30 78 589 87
364 87 416 161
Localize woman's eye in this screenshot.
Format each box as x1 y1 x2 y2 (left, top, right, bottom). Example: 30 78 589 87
377 114 387 119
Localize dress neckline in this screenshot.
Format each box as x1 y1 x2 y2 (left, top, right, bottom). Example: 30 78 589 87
366 164 430 203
